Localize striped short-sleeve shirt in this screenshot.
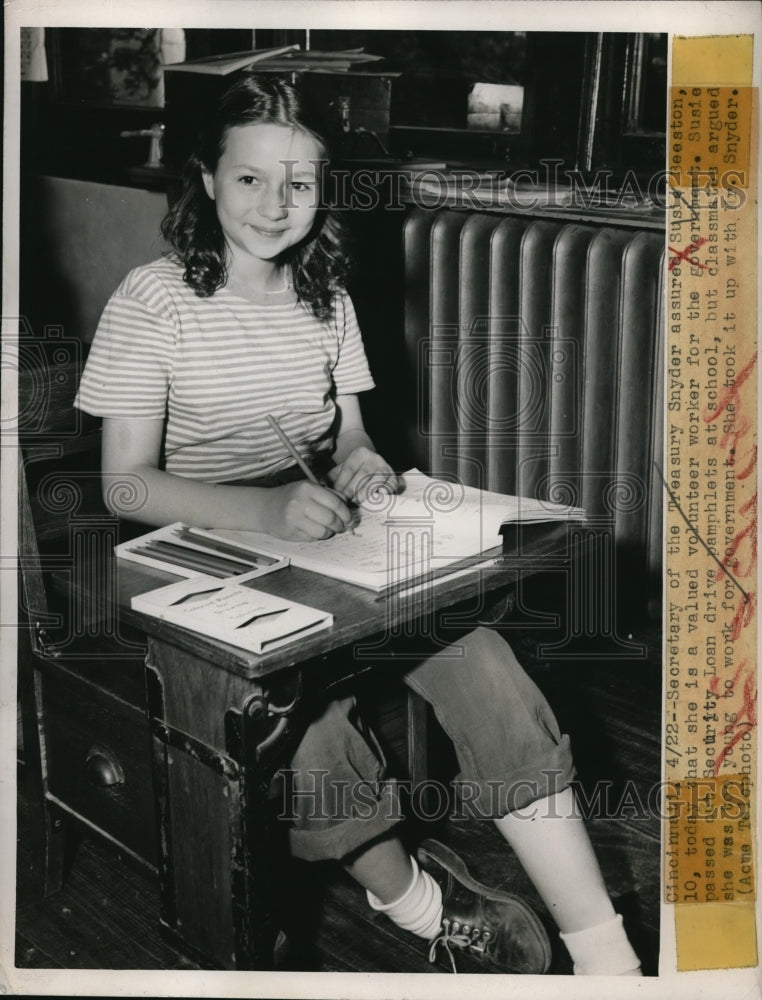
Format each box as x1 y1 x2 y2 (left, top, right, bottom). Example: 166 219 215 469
74 257 375 482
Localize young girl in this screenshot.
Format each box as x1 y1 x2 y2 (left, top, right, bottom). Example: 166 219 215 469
75 75 641 976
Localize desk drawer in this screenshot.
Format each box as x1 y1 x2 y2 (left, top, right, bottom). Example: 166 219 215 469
41 667 158 866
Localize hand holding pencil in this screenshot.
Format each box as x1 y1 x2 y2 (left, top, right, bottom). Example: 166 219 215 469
265 415 358 540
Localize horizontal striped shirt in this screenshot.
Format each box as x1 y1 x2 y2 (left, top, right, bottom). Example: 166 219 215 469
74 257 375 482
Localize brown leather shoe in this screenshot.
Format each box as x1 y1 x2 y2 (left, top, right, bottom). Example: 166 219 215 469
417 839 551 974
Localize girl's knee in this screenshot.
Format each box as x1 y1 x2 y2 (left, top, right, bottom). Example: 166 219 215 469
462 626 524 676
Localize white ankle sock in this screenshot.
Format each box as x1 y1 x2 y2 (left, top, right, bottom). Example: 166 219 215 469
560 913 642 975
366 856 443 940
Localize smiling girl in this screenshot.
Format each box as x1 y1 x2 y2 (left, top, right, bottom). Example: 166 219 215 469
75 75 641 977
79 80 393 540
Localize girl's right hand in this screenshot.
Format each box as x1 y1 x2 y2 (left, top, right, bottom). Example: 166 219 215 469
260 481 354 541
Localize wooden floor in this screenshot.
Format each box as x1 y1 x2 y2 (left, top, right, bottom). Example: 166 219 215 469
15 611 662 978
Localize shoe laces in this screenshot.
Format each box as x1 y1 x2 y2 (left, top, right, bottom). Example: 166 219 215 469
428 917 492 973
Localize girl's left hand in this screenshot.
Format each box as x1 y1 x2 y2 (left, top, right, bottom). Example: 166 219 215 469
328 447 399 504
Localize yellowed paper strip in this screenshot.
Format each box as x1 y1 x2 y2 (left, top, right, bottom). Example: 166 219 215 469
674 902 758 971
666 33 758 972
672 35 754 87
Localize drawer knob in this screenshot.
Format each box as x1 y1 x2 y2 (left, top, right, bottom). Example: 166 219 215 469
85 747 124 787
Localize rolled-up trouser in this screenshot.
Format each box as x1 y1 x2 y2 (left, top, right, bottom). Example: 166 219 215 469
278 626 575 862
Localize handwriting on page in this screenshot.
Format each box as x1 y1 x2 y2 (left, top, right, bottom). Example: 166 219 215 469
282 504 494 574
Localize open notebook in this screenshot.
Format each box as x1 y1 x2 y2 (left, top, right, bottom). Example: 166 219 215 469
213 470 585 592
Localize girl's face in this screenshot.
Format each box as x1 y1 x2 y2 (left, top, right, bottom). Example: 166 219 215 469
202 122 323 271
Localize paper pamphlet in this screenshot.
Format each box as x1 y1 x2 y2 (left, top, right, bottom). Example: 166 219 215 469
130 576 332 654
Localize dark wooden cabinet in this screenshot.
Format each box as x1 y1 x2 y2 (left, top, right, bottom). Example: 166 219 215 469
40 662 158 866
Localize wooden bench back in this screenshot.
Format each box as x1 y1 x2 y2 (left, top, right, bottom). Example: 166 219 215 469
18 334 103 640
17 336 144 660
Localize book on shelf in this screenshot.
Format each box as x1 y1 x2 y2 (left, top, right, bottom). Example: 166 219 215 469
163 45 384 77
115 522 289 581
163 45 300 75
210 470 586 593
131 578 332 655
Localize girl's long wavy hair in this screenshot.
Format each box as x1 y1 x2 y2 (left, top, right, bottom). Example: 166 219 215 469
161 74 349 322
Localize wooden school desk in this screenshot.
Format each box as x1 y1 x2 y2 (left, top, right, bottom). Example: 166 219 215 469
109 520 581 970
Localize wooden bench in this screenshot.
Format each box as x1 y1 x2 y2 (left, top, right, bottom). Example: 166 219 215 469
17 176 177 893
17 344 159 895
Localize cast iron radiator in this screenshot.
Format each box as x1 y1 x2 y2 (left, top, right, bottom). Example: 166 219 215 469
403 207 665 618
